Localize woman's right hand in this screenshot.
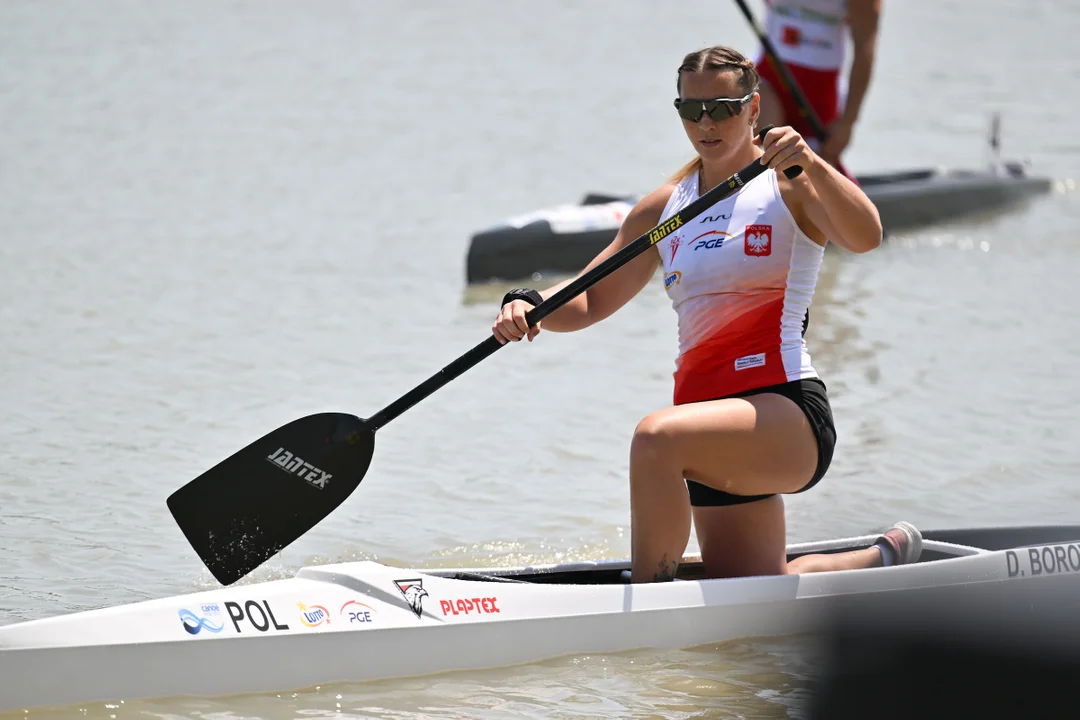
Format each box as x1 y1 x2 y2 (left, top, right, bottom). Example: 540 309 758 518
492 300 541 344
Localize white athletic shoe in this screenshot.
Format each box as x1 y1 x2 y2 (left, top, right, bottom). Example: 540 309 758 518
878 521 923 565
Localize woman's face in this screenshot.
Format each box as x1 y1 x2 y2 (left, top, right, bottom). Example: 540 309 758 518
676 69 759 163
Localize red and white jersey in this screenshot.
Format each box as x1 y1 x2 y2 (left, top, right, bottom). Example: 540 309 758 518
657 168 824 405
764 0 847 71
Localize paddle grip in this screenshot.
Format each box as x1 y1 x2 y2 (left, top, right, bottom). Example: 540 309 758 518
758 125 804 181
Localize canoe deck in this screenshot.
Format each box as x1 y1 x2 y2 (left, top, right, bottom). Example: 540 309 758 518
431 524 1080 585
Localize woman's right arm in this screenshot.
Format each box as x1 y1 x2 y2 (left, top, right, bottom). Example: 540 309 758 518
492 185 674 344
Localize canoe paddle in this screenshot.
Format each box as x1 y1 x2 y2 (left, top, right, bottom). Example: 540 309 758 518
167 125 801 586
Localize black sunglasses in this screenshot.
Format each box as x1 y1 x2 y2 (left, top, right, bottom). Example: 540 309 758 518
673 91 754 122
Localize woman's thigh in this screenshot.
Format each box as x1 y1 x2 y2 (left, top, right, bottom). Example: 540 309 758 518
632 393 818 497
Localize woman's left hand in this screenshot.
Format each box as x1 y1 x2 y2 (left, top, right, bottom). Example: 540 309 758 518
755 125 819 176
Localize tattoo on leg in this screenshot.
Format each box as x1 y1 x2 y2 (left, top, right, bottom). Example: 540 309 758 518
653 553 679 582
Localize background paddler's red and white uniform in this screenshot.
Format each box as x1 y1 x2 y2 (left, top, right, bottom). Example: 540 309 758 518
757 0 847 149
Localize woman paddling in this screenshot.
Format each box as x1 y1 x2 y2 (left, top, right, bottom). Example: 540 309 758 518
492 45 920 582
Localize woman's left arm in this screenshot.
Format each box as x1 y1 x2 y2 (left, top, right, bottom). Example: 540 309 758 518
800 159 883 253
760 126 882 253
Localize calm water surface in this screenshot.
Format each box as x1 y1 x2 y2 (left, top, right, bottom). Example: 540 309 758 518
2 0 1079 717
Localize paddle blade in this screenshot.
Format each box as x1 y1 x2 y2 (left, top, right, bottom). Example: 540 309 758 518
167 412 374 585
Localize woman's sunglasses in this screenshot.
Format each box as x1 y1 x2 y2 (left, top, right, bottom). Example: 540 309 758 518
673 92 754 123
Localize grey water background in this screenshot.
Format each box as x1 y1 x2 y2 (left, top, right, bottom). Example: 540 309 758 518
2 0 1079 717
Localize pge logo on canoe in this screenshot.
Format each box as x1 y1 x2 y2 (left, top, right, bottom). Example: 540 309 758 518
340 600 377 624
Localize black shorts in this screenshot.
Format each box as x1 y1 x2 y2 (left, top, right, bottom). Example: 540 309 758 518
685 377 836 507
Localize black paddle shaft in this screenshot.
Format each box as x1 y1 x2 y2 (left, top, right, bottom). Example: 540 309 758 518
732 0 830 141
367 127 800 432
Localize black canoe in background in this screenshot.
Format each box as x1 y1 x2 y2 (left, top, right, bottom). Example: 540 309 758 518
465 159 1053 284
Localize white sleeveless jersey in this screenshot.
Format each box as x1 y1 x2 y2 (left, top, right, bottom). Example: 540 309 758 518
657 168 824 405
764 0 847 71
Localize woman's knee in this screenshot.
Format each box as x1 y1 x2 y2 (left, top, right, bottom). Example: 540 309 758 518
630 410 680 466
630 403 745 472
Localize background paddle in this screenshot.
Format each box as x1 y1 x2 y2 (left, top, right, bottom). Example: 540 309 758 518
167 126 801 586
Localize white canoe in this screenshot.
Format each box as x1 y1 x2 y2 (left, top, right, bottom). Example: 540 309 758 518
2 525 1080 711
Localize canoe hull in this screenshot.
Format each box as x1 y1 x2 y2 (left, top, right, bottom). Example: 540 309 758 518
3 527 1080 710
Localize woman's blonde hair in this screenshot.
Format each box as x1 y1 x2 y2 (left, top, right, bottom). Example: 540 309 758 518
670 46 760 184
